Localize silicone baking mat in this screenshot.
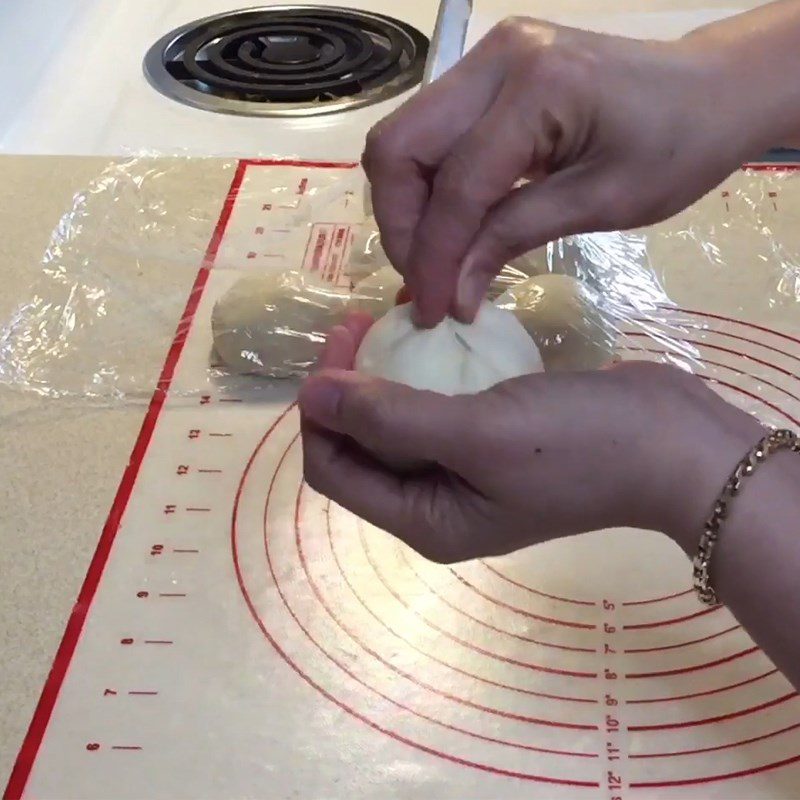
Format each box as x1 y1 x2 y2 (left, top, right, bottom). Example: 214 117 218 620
5 159 800 800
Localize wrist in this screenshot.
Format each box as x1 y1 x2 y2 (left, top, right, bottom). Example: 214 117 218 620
660 396 766 556
627 365 766 552
678 17 800 157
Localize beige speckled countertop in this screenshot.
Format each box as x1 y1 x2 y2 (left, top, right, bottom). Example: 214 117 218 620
0 156 235 787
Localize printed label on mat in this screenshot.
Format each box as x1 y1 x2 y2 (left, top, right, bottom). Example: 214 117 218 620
6 161 800 800
210 161 362 275
302 223 352 287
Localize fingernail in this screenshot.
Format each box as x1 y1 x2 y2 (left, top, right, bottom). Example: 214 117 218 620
411 301 446 329
301 377 343 423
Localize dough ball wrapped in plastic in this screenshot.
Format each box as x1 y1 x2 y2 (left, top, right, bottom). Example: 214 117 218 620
348 265 405 318
492 240 588 296
495 274 615 372
211 270 349 378
354 301 544 470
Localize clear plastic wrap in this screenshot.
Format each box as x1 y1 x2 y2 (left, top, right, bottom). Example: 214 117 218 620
0 156 239 401
1 157 799 428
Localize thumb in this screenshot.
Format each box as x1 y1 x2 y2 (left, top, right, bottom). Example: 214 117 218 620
453 166 619 320
298 369 476 469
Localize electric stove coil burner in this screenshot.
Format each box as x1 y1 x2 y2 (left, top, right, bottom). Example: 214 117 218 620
144 6 429 116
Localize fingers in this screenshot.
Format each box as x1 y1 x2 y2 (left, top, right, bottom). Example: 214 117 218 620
300 423 468 562
301 317 480 563
318 325 356 370
361 127 430 275
317 312 374 371
301 422 410 538
299 370 476 472
454 166 614 320
304 321 432 546
361 23 515 279
404 80 548 327
339 311 374 351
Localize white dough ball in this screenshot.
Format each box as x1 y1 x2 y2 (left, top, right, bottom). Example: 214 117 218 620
211 271 349 378
348 265 405 318
356 301 543 395
347 218 389 283
354 301 543 470
495 274 615 372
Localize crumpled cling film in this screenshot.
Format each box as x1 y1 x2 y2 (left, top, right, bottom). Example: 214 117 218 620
1 156 799 427
0 156 239 401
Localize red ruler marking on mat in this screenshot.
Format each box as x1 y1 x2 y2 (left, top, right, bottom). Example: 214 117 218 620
598 597 628 800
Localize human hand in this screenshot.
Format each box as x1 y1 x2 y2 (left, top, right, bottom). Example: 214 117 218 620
363 17 767 327
299 315 765 562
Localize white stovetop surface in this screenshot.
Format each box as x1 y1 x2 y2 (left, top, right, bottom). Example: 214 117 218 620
0 0 762 158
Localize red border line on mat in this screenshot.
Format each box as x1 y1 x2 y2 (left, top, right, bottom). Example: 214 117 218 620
3 158 357 800
2 159 246 799
241 158 358 168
